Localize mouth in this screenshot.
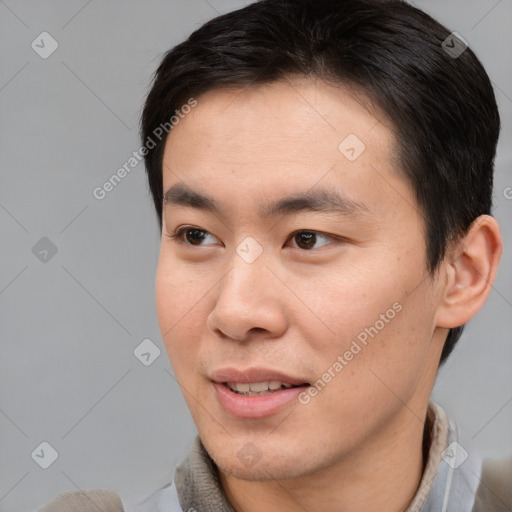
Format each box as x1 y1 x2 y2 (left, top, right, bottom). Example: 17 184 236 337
224 380 307 396
210 367 311 419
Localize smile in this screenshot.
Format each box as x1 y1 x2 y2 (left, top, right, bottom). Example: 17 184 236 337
226 381 298 395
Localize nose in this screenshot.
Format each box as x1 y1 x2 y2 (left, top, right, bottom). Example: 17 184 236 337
206 251 289 342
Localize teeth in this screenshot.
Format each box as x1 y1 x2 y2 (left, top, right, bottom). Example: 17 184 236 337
249 381 269 392
226 381 296 395
234 382 250 392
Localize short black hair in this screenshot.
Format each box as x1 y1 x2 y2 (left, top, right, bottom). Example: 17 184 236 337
141 0 500 365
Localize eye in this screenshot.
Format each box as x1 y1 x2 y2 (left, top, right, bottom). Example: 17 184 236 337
166 226 220 246
288 230 335 250
166 227 339 250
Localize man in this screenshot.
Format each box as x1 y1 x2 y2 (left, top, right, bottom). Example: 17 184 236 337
136 0 509 510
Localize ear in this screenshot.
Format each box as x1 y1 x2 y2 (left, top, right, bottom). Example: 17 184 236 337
436 215 503 329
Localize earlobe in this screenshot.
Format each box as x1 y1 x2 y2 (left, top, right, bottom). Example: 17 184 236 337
436 215 503 329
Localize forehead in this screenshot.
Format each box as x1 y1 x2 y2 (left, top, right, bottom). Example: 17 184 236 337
161 78 410 218
165 78 394 161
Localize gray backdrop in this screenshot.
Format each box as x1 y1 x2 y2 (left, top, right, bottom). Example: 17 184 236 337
0 1 510 511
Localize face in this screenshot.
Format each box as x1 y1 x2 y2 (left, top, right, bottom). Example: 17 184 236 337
156 78 446 481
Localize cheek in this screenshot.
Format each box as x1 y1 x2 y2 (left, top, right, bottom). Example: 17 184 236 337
155 247 233 398
293 260 402 349
155 258 181 335
155 243 214 324
155 252 206 359
291 275 436 441
293 250 435 380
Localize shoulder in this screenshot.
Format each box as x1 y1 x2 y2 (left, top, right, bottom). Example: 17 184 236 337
130 483 181 512
473 456 512 511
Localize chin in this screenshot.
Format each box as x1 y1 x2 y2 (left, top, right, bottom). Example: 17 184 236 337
216 454 312 481
203 436 322 482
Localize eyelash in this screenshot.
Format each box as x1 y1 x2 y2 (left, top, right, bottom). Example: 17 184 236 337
165 226 342 251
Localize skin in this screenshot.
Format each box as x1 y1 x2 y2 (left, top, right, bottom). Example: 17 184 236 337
155 78 502 512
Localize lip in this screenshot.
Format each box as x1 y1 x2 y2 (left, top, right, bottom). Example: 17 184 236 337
210 367 310 419
210 367 309 386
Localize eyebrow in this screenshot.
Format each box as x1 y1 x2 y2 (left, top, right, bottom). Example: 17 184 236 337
163 183 370 218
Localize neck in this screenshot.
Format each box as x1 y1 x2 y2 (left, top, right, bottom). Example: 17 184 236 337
219 403 431 512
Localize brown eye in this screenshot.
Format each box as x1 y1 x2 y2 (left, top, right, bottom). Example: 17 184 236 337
185 228 208 245
167 226 220 246
294 232 317 249
290 231 334 250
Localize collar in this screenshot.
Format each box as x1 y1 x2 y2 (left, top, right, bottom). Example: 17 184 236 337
405 401 482 511
139 401 482 512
